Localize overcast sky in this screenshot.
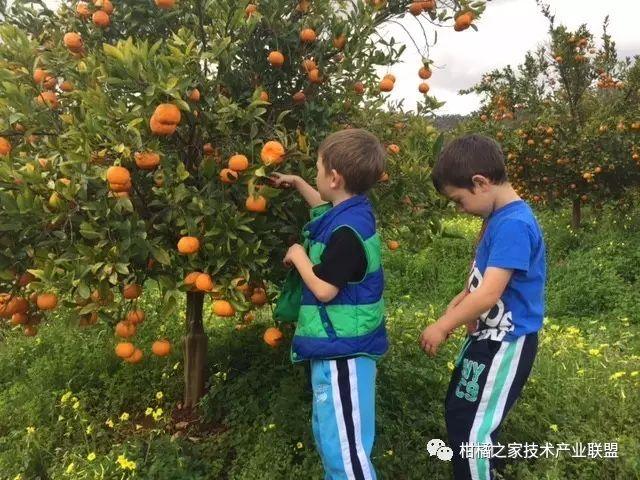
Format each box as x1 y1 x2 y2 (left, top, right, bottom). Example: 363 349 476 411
380 0 640 115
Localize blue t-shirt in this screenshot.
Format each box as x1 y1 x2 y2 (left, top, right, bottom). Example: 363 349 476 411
468 200 546 342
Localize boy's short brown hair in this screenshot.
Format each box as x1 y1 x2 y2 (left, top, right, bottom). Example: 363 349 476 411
431 134 508 193
318 128 386 194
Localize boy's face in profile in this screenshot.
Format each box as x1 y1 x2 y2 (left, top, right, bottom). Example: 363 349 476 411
443 176 494 218
316 155 337 202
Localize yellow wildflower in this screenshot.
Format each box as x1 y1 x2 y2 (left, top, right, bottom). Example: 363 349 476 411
145 407 153 416
588 348 600 357
60 391 72 404
66 463 75 474
120 412 130 422
87 452 96 462
72 401 80 410
156 391 164 401
152 408 163 421
116 454 136 471
296 442 303 449
26 426 35 434
447 361 455 371
610 371 626 380
105 419 114 428
550 424 558 432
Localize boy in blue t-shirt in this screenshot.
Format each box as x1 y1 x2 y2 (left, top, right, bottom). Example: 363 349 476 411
421 134 546 480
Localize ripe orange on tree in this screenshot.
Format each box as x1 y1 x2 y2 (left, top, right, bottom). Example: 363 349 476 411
263 327 283 347
177 236 200 254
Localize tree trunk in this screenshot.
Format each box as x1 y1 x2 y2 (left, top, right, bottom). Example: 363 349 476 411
571 198 581 229
184 291 208 410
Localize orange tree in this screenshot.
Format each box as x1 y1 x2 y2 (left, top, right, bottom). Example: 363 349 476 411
0 0 486 408
460 7 640 227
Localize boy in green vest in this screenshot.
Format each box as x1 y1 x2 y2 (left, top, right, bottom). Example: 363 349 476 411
271 128 388 480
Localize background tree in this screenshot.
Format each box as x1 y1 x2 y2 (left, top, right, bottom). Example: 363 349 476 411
460 3 640 227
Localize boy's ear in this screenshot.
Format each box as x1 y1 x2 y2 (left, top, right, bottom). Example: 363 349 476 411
471 174 491 190
329 168 343 188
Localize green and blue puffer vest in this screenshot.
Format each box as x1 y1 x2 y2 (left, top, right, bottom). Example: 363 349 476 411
291 194 388 363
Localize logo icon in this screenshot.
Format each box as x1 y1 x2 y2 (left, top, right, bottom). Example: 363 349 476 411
428 438 453 462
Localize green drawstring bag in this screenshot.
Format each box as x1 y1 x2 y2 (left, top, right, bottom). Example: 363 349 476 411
273 268 303 323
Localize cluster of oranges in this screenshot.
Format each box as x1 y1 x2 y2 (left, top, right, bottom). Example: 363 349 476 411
76 0 113 28
0 272 57 337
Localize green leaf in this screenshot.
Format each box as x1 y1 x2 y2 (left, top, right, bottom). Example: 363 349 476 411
103 43 124 62
80 222 102 240
150 245 171 265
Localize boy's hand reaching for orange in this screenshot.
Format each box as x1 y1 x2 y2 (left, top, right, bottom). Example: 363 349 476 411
270 172 298 189
420 322 449 357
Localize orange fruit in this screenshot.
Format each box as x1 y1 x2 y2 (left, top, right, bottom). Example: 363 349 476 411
195 273 214 292
36 293 58 310
155 0 175 8
245 3 257 17
124 348 143 363
184 271 201 289
98 0 114 14
259 91 269 102
232 277 251 295
418 82 430 94
149 115 176 135
308 68 322 84
11 312 29 326
92 10 110 27
152 339 172 357
60 80 74 92
0 137 11 156
263 327 283 347
268 51 285 68
421 0 435 10
383 73 396 83
387 240 400 250
387 144 400 154
212 300 235 317
219 168 239 184
354 81 365 95
63 32 83 51
409 2 423 16
228 154 249 172
333 34 346 50
203 143 214 155
115 321 136 338
292 91 306 104
115 342 135 358
454 12 473 31
106 166 130 184
299 28 317 43
188 88 200 101
126 309 145 325
302 58 317 72
178 236 200 254
261 140 285 165
24 325 38 337
18 272 35 287
150 103 181 135
134 151 160 170
33 68 50 84
35 91 59 109
76 1 91 18
418 66 432 79
154 104 181 124
246 195 267 213
380 78 394 92
123 283 142 300
250 288 268 306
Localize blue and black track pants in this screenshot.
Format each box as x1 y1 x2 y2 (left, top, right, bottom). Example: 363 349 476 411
445 333 538 480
